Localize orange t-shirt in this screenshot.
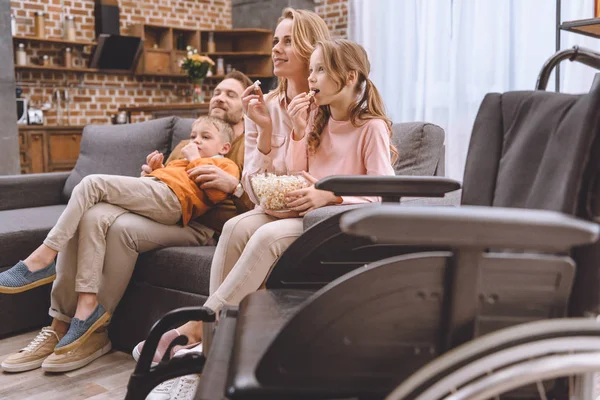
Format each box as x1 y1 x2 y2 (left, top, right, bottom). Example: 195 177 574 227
148 157 240 225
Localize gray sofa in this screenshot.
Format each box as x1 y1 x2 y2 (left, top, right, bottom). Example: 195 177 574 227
0 116 452 351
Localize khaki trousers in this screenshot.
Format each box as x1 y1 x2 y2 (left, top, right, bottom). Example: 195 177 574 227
205 208 304 313
44 174 182 292
50 203 214 322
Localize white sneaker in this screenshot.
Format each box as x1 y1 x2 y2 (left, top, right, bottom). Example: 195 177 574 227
173 342 203 358
146 374 199 400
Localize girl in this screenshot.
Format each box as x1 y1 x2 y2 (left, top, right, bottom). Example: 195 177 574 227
134 34 397 367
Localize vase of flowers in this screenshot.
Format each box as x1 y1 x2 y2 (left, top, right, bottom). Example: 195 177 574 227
180 46 214 103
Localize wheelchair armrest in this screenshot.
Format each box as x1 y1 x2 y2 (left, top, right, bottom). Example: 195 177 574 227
315 175 461 200
340 205 599 252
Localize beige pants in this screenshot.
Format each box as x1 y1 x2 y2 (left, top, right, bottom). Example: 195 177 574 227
205 208 304 313
50 202 214 322
44 174 182 293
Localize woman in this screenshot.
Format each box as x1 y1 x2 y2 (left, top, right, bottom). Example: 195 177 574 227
134 7 335 359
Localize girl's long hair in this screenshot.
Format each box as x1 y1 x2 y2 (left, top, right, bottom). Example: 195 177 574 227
307 39 398 164
268 8 331 101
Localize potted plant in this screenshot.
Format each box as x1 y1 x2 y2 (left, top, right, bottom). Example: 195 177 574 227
180 46 215 103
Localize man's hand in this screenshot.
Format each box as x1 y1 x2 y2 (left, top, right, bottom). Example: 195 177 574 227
141 150 164 176
188 165 238 194
285 171 342 216
182 142 201 162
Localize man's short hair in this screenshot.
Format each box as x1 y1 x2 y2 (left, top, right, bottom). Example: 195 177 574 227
224 71 253 89
192 116 233 143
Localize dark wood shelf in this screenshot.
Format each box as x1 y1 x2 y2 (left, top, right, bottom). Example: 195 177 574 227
19 125 86 131
136 72 271 79
212 28 272 35
560 18 600 39
15 65 133 75
205 51 271 57
13 35 97 47
144 48 172 53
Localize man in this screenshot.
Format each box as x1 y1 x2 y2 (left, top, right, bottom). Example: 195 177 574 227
0 72 254 379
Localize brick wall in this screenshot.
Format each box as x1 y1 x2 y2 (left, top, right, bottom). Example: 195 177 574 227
11 0 231 125
315 0 348 38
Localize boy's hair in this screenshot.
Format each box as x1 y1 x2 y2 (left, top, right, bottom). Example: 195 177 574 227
224 70 253 89
192 116 234 144
269 8 331 101
308 39 398 163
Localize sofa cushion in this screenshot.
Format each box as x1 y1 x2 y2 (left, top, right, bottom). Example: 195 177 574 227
171 117 196 152
392 122 444 176
133 246 215 296
62 117 175 199
0 205 66 267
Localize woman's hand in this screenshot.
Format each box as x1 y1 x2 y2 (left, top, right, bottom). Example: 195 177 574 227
264 209 301 219
287 92 312 140
242 85 272 132
141 151 164 176
285 172 342 216
188 165 238 194
181 142 201 162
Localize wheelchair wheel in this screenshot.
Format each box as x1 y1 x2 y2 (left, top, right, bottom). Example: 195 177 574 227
386 318 600 400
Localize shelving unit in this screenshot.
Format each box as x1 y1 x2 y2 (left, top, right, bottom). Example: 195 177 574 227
560 18 600 39
130 23 273 79
12 35 97 47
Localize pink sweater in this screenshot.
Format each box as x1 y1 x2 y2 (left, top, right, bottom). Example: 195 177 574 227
286 116 395 204
243 92 395 205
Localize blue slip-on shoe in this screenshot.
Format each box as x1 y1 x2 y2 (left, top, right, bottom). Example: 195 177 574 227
54 303 111 355
0 260 56 294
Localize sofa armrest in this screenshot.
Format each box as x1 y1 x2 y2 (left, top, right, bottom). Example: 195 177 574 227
0 172 69 211
340 205 599 252
315 175 461 201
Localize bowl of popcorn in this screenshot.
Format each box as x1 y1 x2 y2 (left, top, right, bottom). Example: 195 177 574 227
249 172 309 211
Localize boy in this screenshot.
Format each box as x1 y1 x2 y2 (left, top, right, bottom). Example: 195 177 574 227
0 116 239 353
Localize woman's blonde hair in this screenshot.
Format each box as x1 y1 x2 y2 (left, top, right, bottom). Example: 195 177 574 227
269 8 331 100
307 39 398 163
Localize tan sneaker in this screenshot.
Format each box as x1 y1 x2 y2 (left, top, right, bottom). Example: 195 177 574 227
41 329 111 373
1 327 63 373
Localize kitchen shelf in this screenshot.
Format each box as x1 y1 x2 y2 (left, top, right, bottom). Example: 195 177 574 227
15 65 132 75
13 35 97 47
132 23 273 78
560 18 600 39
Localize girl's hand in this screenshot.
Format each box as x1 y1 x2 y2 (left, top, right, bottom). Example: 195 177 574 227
242 85 272 131
181 142 201 162
285 172 342 216
142 151 164 176
287 92 312 140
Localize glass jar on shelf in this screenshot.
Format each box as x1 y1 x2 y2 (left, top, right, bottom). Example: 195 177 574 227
16 43 27 66
63 15 76 41
216 57 224 76
64 47 72 68
207 32 216 53
34 11 46 38
42 54 50 67
11 13 16 35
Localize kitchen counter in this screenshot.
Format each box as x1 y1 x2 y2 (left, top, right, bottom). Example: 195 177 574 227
118 103 210 120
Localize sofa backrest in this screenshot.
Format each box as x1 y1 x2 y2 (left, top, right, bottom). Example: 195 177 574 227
62 117 175 199
171 117 196 152
62 118 446 200
391 122 445 177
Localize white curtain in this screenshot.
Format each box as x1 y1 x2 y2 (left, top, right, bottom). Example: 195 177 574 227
349 0 600 180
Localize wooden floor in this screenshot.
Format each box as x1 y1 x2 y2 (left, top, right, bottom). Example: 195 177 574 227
0 330 136 399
